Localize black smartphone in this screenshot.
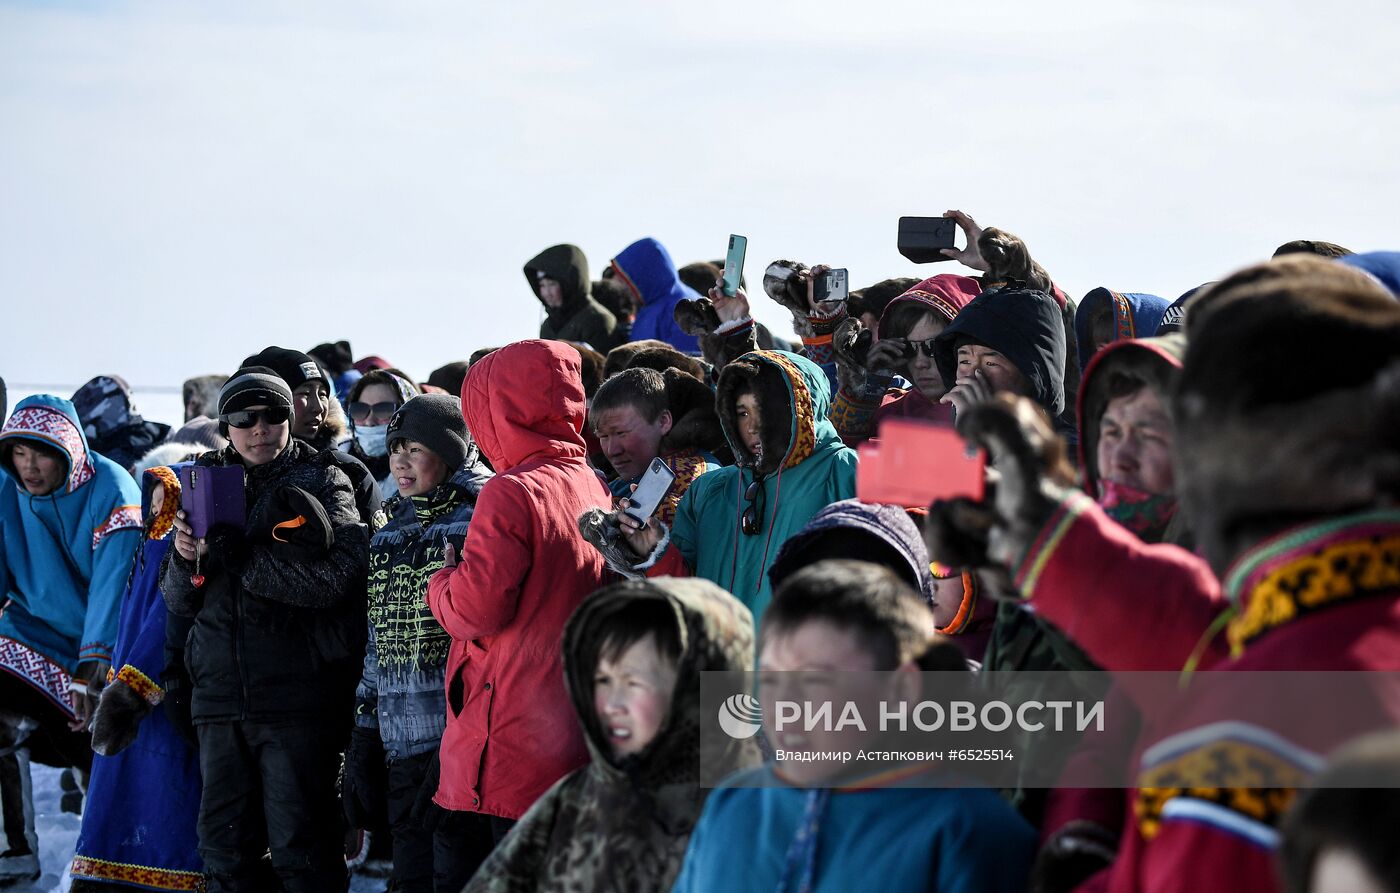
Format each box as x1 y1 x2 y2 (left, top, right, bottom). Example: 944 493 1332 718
898 216 958 263
813 268 849 305
624 458 678 525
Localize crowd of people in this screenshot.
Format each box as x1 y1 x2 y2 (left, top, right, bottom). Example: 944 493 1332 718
1 214 1398 893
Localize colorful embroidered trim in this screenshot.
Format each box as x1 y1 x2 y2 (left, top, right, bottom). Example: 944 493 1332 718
1013 491 1096 596
760 351 818 471
0 636 78 717
1226 529 1400 652
144 465 182 540
936 572 979 635
895 290 963 325
115 664 165 705
0 405 94 492
69 855 205 891
800 333 833 346
93 504 143 549
1222 510 1400 605
1110 290 1136 341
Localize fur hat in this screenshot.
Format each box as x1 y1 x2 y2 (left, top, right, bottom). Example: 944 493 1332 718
386 393 474 470
242 346 327 392
218 367 293 415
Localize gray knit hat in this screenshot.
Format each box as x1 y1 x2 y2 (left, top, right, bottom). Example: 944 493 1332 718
386 393 475 469
218 366 294 415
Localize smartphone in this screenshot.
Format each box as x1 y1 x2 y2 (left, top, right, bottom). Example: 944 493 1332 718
722 234 747 297
855 418 985 508
897 217 958 264
813 268 849 304
179 465 246 538
624 458 679 524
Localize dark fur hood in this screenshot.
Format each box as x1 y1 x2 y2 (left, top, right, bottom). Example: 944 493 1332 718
658 368 727 459
715 350 841 477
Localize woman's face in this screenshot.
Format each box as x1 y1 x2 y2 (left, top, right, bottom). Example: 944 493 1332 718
389 439 451 497
352 383 401 427
902 314 948 400
10 443 65 496
227 405 290 466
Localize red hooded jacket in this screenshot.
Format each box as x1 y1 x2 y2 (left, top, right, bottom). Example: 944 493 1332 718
427 341 612 819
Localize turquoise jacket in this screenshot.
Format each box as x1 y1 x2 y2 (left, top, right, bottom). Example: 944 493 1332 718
0 395 142 711
662 351 857 619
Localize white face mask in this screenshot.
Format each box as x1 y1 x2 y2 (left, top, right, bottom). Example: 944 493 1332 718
355 424 390 457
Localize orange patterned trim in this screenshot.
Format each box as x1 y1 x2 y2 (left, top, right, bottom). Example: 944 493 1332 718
144 466 182 540
761 351 817 470
69 855 204 890
115 664 165 705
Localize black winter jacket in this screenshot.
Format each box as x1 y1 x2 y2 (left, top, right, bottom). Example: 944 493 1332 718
159 440 370 723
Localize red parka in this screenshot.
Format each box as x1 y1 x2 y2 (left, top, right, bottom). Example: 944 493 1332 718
427 340 612 819
1018 493 1400 893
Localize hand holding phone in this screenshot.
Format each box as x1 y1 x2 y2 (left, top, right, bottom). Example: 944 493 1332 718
897 217 959 264
855 418 985 508
721 234 747 298
811 267 849 313
622 458 679 525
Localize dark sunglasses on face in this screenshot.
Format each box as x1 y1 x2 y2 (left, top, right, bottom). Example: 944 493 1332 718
348 400 399 421
897 337 940 361
741 476 765 536
221 406 291 429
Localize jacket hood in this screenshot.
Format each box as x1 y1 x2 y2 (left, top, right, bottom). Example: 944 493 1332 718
715 350 842 477
525 243 592 318
766 499 936 604
1155 283 1214 335
1074 288 1172 373
563 577 757 788
933 287 1067 417
1076 333 1186 496
139 464 186 541
0 394 96 495
611 238 703 310
876 274 981 338
71 375 143 440
1337 251 1400 298
460 339 588 471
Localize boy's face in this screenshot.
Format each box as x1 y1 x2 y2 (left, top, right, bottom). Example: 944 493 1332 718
10 443 66 496
734 393 764 464
759 619 881 785
594 405 672 481
594 633 679 759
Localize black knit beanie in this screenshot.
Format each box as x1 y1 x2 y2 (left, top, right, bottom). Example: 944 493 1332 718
219 367 294 415
242 346 327 392
386 394 474 469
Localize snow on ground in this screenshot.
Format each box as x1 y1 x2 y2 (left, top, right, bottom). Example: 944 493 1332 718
19 764 386 892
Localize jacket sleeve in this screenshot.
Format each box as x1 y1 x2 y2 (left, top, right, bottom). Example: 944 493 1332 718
159 547 202 618
657 480 701 575
463 775 569 893
239 469 369 609
1013 492 1226 673
934 802 1036 893
427 477 533 641
829 386 883 446
82 502 143 665
354 619 379 730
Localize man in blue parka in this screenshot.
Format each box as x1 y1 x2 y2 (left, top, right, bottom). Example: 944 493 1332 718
0 394 142 884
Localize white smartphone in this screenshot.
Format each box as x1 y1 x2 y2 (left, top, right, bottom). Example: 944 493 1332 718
624 458 678 524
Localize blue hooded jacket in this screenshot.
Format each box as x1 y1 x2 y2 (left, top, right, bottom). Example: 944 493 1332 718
72 464 203 889
1338 251 1400 298
611 237 702 353
0 395 142 712
1074 288 1171 373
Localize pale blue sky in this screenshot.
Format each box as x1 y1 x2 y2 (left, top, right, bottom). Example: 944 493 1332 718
3 0 1398 391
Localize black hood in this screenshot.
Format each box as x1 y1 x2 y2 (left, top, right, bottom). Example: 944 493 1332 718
933 286 1067 417
525 243 591 320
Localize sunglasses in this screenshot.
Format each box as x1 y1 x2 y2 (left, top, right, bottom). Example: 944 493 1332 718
348 400 400 421
741 477 765 536
897 337 940 361
221 406 291 429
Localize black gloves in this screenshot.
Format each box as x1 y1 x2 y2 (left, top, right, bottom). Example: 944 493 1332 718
341 726 386 829
71 659 111 732
266 485 335 558
160 671 199 747
90 677 154 756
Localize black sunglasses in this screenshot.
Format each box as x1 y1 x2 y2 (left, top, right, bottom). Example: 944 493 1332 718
221 406 291 429
348 400 400 421
897 337 939 361
741 476 765 536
